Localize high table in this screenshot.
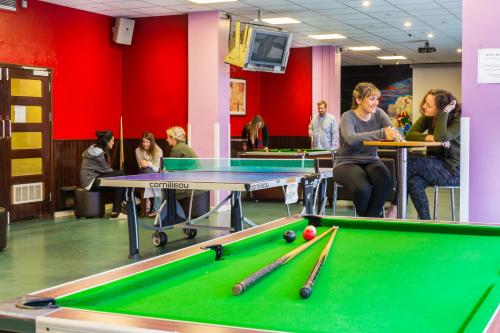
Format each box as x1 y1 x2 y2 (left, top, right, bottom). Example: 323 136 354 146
2 215 499 332
363 141 443 219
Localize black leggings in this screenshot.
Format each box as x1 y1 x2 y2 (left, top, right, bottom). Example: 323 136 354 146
333 161 392 217
90 170 125 214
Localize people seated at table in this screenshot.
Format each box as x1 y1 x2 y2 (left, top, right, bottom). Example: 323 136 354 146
241 115 269 151
404 89 461 220
135 131 163 218
80 130 126 219
308 100 338 150
333 82 397 217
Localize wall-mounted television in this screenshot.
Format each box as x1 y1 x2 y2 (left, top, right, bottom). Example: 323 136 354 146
244 29 292 74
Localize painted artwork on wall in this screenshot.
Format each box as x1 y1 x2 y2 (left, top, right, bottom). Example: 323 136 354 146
230 78 246 115
380 78 413 133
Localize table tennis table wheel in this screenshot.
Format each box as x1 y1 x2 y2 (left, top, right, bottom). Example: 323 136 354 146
152 231 168 247
183 228 197 239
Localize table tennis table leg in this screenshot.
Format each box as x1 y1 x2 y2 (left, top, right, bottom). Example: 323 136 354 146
125 188 140 259
316 178 327 215
302 178 315 215
230 191 244 232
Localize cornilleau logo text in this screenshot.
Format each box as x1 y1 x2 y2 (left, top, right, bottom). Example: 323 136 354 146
149 182 189 189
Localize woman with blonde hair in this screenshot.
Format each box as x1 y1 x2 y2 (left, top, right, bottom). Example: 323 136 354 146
135 131 163 217
241 115 269 151
333 82 396 217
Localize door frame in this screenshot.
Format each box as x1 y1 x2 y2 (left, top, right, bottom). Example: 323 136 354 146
0 63 54 221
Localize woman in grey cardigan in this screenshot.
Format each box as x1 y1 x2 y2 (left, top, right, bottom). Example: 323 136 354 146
135 131 163 217
333 82 396 217
80 130 125 219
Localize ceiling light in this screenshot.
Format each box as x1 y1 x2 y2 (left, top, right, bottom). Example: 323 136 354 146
404 21 412 27
362 1 371 6
457 48 462 53
189 0 237 3
427 33 434 38
347 46 380 51
261 17 301 24
377 55 407 60
308 34 347 40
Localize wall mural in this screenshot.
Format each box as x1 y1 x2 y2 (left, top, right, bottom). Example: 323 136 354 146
379 78 413 133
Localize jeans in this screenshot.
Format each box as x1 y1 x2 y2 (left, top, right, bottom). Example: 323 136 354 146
407 157 459 220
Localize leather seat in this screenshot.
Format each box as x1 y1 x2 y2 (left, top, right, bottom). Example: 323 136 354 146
179 191 210 219
74 188 105 218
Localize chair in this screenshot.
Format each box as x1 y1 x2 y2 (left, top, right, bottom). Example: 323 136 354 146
433 186 459 221
332 158 397 217
74 188 105 218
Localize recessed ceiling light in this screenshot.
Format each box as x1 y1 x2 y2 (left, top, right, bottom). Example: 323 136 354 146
308 34 347 40
362 1 371 6
457 48 462 53
189 0 237 3
404 21 412 27
347 46 380 51
261 17 301 24
427 33 434 38
377 55 407 60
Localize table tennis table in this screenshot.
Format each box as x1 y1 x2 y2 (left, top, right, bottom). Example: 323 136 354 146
99 158 332 258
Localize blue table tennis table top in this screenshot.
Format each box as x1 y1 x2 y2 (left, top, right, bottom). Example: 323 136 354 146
99 160 332 192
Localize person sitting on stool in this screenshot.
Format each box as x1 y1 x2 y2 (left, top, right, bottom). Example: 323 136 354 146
80 130 126 219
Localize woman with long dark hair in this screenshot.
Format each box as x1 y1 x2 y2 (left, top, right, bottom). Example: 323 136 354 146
80 130 125 219
405 89 461 220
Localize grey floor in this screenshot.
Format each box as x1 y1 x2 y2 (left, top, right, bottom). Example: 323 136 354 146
0 188 459 302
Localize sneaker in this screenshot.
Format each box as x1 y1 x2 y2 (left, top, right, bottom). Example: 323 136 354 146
110 212 127 220
148 212 157 218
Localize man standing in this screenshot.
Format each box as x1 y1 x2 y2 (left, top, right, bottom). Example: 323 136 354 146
308 100 338 150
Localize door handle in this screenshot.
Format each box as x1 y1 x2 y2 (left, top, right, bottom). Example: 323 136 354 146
6 119 11 138
0 119 4 138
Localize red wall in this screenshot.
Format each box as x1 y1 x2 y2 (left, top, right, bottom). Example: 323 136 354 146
0 1 122 139
260 47 312 136
121 15 188 139
229 47 312 137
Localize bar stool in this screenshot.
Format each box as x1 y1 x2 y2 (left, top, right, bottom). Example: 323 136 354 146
433 186 459 221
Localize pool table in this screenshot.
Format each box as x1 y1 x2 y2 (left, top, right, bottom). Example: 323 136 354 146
1 215 499 333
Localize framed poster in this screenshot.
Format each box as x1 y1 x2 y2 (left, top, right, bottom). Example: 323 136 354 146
230 78 246 115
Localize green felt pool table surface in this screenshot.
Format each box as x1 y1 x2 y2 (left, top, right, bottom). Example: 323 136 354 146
42 216 500 333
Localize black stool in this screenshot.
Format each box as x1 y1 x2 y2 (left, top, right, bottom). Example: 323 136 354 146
179 191 210 219
0 207 7 251
74 188 105 218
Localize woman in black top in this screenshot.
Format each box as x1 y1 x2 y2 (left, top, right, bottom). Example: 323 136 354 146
241 115 269 151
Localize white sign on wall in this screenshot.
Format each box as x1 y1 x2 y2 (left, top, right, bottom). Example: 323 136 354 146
478 48 500 83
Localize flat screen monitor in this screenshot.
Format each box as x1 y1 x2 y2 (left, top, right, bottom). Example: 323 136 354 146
246 29 292 68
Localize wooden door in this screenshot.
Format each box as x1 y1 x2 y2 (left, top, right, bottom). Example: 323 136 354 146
0 66 52 221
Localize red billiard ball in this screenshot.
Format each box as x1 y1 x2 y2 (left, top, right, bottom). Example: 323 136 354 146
302 225 316 241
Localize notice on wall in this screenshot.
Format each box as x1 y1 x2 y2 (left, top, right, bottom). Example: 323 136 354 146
14 105 27 123
478 48 500 83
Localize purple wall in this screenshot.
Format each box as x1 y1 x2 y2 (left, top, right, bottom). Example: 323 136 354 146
462 0 500 223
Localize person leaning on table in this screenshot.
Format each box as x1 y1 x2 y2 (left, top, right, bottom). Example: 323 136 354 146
403 89 461 220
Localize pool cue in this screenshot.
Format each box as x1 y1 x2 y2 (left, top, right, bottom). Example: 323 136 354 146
232 225 337 295
119 116 124 171
299 226 338 299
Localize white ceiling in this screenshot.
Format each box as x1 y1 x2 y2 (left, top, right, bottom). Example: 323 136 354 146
40 0 462 66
